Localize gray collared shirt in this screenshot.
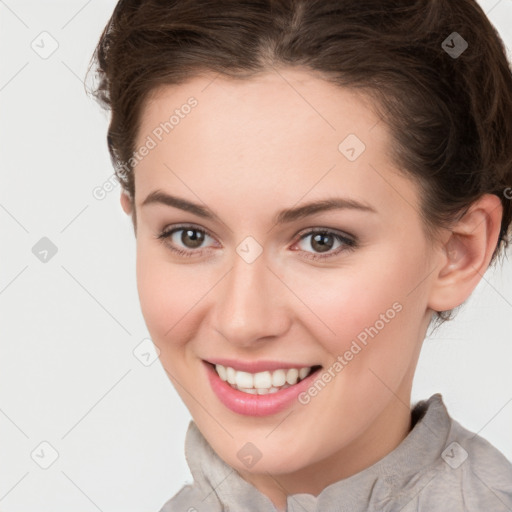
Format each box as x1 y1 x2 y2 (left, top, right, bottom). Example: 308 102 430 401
159 394 512 511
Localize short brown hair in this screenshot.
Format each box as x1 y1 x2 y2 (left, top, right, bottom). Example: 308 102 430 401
90 0 512 319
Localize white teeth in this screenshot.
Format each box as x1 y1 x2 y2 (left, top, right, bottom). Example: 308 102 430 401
226 366 236 385
235 371 253 389
216 364 227 381
214 364 314 394
299 367 310 380
235 384 292 395
238 387 258 394
254 371 272 388
286 368 299 385
272 369 286 387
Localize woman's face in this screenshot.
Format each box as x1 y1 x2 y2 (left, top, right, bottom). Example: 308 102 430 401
127 67 444 494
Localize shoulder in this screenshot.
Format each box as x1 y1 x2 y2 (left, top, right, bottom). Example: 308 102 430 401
158 483 223 512
417 416 512 512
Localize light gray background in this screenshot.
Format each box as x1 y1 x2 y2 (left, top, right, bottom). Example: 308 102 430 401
1 1 511 510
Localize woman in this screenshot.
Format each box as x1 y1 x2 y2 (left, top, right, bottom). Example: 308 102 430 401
91 0 512 510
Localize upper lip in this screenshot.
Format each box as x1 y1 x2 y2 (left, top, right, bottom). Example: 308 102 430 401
204 358 320 373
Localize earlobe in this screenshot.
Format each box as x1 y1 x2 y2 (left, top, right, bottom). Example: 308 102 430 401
427 194 503 312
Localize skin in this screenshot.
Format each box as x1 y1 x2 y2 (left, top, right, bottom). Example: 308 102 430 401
120 67 502 511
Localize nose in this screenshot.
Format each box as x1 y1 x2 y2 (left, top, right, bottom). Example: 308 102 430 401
212 250 291 348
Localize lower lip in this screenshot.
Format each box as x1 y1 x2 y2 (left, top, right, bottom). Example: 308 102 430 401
204 361 321 416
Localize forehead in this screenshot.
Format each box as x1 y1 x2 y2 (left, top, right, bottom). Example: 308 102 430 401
139 67 382 153
134 67 419 219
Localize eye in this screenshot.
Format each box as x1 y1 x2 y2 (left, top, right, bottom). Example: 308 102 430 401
156 224 357 261
156 224 217 257
293 228 357 260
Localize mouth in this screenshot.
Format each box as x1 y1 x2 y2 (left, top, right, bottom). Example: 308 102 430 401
203 359 324 416
205 361 323 395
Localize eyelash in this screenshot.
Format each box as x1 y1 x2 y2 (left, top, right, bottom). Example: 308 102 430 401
156 223 358 261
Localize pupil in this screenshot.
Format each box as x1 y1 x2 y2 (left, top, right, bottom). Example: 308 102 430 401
311 233 333 253
182 229 204 248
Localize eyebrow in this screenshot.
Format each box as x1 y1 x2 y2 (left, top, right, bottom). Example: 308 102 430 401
141 190 377 224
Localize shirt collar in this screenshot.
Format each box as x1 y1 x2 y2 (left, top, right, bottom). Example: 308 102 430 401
183 393 451 511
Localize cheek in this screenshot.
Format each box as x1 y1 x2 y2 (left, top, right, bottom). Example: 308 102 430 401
293 245 429 364
288 257 426 433
135 243 205 354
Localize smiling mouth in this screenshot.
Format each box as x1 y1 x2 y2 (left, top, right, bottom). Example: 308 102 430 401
207 362 323 395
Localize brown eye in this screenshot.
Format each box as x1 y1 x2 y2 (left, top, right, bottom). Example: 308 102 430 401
157 225 216 257
310 233 335 253
180 228 205 248
295 229 357 261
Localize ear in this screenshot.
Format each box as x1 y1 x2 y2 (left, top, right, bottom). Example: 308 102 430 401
427 194 503 312
120 190 133 215
120 190 138 236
